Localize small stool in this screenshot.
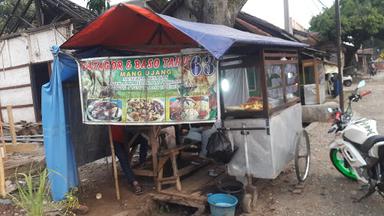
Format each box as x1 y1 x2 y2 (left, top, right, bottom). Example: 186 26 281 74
156 129 194 192
157 147 183 191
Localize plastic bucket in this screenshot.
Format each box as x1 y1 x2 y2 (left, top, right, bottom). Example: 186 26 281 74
217 179 244 202
207 193 238 216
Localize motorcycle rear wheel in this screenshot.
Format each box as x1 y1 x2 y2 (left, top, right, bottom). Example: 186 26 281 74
330 148 358 181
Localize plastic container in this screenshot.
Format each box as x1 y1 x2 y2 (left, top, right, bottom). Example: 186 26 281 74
207 193 238 216
217 179 244 202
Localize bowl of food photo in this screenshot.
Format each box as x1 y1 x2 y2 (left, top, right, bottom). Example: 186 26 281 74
126 98 165 122
87 99 122 122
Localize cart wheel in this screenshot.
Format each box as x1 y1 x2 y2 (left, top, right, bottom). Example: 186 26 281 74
242 184 257 213
294 129 310 182
242 193 253 213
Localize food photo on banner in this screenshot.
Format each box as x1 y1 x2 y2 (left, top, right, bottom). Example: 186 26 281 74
77 52 219 125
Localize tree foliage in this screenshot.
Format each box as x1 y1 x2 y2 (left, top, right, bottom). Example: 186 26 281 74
86 0 110 15
309 0 384 49
0 0 36 34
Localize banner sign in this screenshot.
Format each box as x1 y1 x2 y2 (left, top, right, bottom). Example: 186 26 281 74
78 52 218 125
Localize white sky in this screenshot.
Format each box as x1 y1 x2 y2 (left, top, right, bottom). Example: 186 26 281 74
70 0 335 29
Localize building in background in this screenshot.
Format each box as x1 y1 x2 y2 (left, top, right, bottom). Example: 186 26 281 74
0 0 95 123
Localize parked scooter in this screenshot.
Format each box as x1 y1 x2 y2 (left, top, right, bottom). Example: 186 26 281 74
327 80 384 201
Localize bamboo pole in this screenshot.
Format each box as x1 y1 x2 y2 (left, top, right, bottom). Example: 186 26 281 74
0 99 3 123
108 126 120 200
0 119 5 150
6 106 17 145
0 155 5 198
150 126 159 185
0 119 5 198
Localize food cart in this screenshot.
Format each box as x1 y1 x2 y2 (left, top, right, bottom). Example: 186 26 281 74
220 49 309 176
219 49 311 210
48 3 310 211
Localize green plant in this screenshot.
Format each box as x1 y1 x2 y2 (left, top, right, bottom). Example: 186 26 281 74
61 188 80 215
86 0 111 15
11 169 50 216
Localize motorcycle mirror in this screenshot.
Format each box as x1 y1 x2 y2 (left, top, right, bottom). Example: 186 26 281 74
327 108 333 113
357 80 366 89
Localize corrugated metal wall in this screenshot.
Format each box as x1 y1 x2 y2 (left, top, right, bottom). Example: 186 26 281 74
63 82 109 166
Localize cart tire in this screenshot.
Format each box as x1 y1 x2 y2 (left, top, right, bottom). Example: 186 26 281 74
242 183 258 213
251 187 258 210
294 129 310 182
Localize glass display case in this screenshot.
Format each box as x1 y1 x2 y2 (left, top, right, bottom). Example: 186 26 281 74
264 49 300 112
220 55 264 118
220 49 300 119
284 63 299 102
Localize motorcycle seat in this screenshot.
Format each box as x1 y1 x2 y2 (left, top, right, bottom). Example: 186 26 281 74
359 135 384 153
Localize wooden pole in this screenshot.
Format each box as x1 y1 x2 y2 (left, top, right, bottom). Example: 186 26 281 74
0 118 5 198
150 126 159 185
108 126 120 200
0 155 5 198
315 60 320 104
335 0 344 111
0 119 6 159
0 99 3 123
6 106 17 145
0 119 5 148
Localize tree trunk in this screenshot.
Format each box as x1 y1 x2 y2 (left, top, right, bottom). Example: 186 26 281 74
178 0 247 26
344 46 358 67
344 45 359 75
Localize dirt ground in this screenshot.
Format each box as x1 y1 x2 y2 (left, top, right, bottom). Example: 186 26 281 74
2 74 384 216
73 73 384 216
69 73 384 216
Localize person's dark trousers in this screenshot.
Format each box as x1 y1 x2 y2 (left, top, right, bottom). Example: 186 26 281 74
114 142 136 183
113 136 148 183
136 135 148 164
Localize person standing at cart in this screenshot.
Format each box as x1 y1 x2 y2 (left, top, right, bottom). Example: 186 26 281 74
111 125 148 195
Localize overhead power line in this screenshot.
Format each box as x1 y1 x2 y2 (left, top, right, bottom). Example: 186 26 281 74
317 0 327 8
310 0 321 12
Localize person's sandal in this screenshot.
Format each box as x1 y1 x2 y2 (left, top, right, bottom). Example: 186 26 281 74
133 183 143 195
72 204 89 215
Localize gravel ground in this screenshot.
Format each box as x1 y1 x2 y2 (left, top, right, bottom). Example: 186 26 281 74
249 73 384 216
2 74 384 216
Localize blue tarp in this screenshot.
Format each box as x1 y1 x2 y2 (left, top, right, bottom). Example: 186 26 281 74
42 46 110 200
42 46 79 201
159 14 307 59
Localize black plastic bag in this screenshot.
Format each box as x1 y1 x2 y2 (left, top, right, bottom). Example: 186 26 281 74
206 131 238 164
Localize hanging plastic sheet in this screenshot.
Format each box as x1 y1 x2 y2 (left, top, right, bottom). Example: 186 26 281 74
226 103 302 179
41 46 79 201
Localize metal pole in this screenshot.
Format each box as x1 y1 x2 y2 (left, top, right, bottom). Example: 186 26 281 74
335 0 344 111
284 0 292 34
